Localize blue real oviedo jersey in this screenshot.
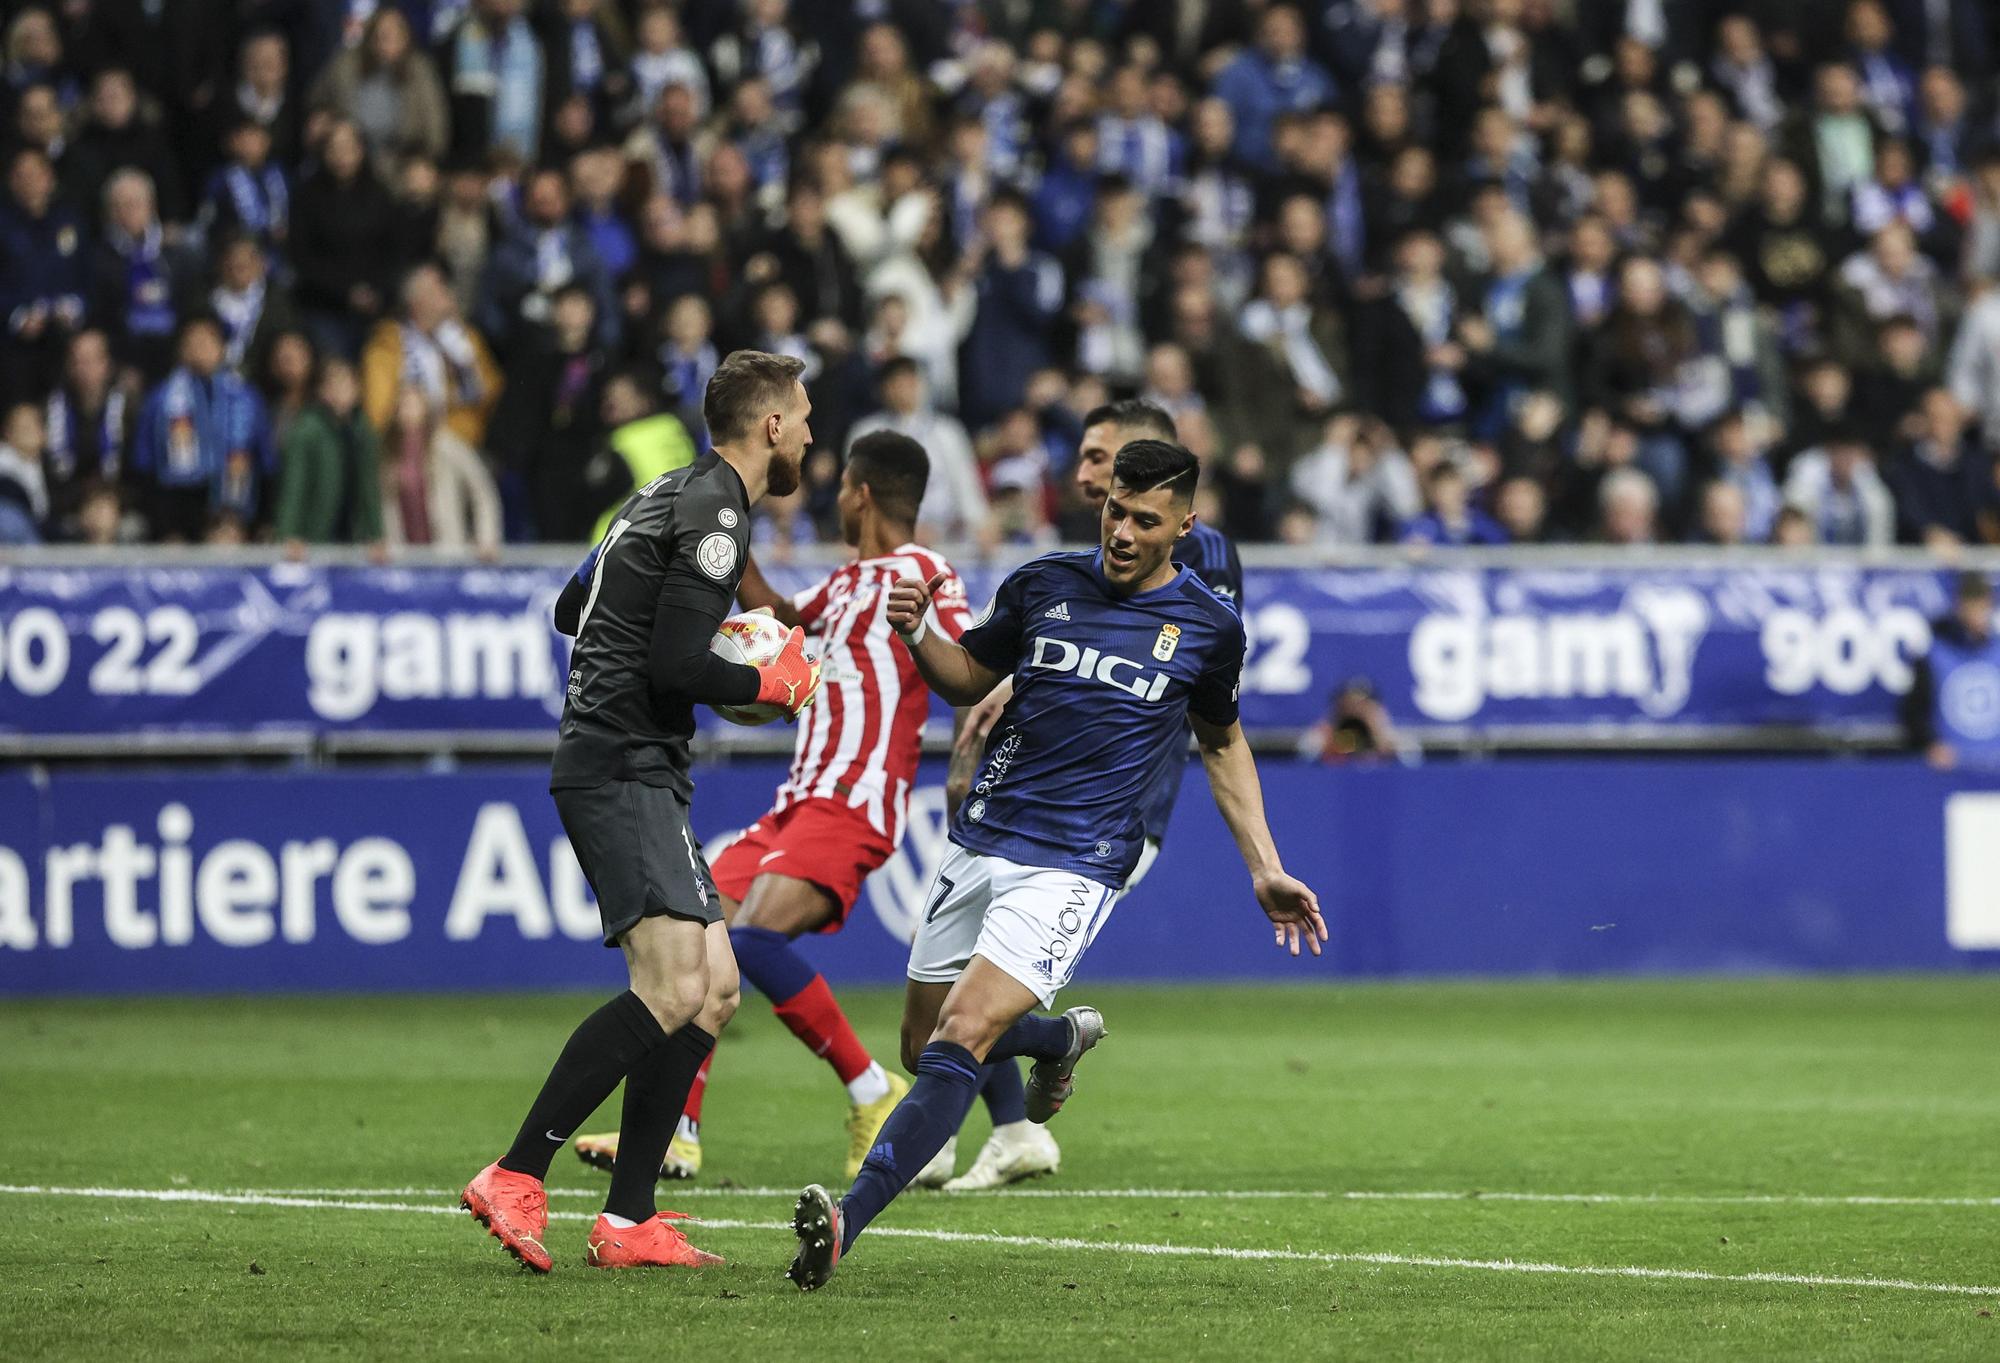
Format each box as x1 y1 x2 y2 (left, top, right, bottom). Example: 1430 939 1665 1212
952 549 1247 887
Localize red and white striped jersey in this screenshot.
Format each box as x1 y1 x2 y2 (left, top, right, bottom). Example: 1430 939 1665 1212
775 544 973 843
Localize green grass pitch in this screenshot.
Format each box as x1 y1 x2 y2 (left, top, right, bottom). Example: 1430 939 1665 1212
5 977 2000 1361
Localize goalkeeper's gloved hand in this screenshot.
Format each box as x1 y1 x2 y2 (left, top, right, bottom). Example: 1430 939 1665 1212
754 626 822 719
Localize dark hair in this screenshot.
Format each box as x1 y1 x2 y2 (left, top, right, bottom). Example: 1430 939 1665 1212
847 429 930 523
1082 399 1176 442
702 348 806 443
1110 438 1199 504
877 354 922 385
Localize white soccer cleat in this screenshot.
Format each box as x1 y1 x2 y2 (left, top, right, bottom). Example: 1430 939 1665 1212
910 1134 957 1188
942 1122 1060 1192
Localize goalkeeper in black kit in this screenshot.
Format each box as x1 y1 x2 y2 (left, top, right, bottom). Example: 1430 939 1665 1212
460 351 822 1272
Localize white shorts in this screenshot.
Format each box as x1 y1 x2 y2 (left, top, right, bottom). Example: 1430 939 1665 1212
906 844 1122 1008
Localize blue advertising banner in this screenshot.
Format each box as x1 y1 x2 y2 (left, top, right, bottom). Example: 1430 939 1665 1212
1 758 1995 996
0 558 1967 742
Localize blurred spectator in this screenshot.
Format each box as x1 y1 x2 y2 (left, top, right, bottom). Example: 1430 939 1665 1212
90 169 200 383
308 8 449 185
0 146 87 404
274 357 383 558
443 0 544 166
1830 222 1950 364
1890 389 1992 548
258 330 317 450
585 368 698 543
848 356 984 544
1462 209 1571 435
224 29 301 167
361 262 501 451
1493 475 1548 544
68 68 181 228
1212 6 1336 172
289 120 396 360
1905 571 2000 770
540 0 632 135
657 292 718 440
1696 479 1751 546
626 5 708 123
378 383 501 559
1298 678 1413 765
959 189 1063 431
1238 251 1346 463
490 282 604 541
1401 459 1506 546
1947 280 2000 452
209 233 298 380
475 165 614 357
1782 428 1896 546
132 314 272 543
42 329 131 539
1598 467 1661 546
1290 414 1420 545
1705 411 1781 544
0 402 50 543
194 120 289 266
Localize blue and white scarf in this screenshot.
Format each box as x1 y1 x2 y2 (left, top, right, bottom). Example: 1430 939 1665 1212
44 388 127 483
113 223 174 337
223 163 288 241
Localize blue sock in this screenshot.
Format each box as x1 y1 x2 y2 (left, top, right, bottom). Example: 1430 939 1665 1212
839 1041 980 1252
986 1012 1071 1062
728 924 816 1002
980 1061 1027 1126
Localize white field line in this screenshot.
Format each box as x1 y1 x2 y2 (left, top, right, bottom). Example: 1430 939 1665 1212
2 1183 1996 1300
209 1184 2000 1210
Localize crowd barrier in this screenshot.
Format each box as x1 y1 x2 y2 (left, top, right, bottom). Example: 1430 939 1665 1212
3 757 1996 996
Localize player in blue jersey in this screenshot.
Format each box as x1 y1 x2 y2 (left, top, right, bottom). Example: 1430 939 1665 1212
785 439 1323 1290
925 399 1242 1192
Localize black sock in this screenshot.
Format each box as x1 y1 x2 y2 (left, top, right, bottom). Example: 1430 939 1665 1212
498 991 667 1180
604 1022 716 1223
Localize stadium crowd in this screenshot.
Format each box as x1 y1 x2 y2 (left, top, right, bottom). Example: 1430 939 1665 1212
2 0 2000 554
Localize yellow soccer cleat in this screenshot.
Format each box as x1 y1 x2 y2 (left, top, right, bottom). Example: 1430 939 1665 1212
572 1123 703 1181
843 1070 910 1181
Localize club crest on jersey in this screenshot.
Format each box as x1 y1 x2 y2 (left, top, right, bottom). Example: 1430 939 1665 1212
696 532 738 580
1029 636 1171 701
1153 624 1181 661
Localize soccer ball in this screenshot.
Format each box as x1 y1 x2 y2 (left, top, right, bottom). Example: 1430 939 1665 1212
710 611 793 726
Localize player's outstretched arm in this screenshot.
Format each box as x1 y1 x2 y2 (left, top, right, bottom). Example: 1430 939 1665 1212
886 573 1005 707
1189 713 1327 958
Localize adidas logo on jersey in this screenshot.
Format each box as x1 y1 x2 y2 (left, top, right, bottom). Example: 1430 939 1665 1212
1032 958 1055 981
1043 602 1071 621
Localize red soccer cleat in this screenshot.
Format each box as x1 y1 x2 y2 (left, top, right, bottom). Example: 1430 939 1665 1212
461 1162 553 1273
585 1211 726 1268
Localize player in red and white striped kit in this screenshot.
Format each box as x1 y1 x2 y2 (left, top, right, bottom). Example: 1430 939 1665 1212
573 430 1004 1185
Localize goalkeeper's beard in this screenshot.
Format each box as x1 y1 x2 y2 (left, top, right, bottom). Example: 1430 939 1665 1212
766 448 803 497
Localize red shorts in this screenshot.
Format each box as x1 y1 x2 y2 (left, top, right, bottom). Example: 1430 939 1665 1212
707 798 896 929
